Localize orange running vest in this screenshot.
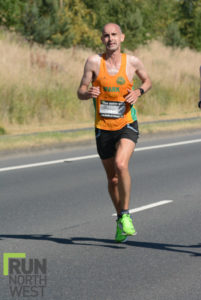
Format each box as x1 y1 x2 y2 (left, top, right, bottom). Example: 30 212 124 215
92 53 137 131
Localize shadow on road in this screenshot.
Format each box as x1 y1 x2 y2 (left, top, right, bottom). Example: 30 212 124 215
0 234 201 255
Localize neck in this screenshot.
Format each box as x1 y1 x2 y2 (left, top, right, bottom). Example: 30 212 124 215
105 49 121 63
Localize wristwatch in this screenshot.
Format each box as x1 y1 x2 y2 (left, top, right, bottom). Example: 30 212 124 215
139 88 145 96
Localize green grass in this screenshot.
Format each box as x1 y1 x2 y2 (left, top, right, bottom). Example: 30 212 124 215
1 118 201 153
0 126 6 135
140 118 201 134
0 129 94 152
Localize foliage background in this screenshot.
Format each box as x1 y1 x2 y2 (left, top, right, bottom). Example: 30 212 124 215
1 0 201 51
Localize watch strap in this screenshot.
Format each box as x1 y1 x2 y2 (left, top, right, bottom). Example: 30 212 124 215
139 88 145 96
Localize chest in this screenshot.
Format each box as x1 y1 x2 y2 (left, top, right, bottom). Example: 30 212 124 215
94 56 135 83
105 61 121 76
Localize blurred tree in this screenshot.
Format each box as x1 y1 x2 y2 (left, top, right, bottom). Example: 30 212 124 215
163 22 186 47
0 0 25 29
1 0 201 51
21 0 59 44
19 0 101 48
177 0 201 50
53 0 101 48
83 0 149 50
83 0 176 50
193 2 201 50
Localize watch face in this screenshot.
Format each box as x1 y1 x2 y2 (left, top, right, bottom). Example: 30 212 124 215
139 88 144 95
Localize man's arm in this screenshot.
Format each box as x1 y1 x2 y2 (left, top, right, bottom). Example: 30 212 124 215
77 56 100 100
125 56 152 105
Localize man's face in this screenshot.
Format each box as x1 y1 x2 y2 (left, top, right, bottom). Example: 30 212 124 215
101 24 124 52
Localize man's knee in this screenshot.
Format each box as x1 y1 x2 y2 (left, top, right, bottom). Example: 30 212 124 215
108 176 118 187
115 159 128 173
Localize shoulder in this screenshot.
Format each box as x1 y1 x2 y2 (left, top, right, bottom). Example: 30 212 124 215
85 54 101 69
126 54 143 69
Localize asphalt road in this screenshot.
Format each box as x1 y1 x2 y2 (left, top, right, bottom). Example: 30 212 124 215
0 130 201 300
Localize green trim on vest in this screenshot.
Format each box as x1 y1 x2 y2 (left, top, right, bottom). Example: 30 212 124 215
131 105 137 121
131 84 137 121
93 98 96 119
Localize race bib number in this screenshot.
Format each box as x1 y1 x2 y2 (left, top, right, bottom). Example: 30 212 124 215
99 101 125 118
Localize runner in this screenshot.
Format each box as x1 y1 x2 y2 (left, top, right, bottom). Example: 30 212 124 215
77 23 152 242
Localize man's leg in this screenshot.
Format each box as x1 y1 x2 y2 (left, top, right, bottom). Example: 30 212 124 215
102 157 121 215
102 156 130 242
101 138 135 214
102 138 136 241
114 138 136 237
115 138 135 211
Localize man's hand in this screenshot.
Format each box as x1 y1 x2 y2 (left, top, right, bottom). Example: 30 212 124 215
125 89 141 105
78 86 100 100
87 86 100 99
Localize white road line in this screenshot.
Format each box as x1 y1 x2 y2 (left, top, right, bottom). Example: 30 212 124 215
135 138 201 152
0 159 65 172
0 155 99 172
0 154 99 172
65 154 98 161
0 138 201 173
112 200 173 216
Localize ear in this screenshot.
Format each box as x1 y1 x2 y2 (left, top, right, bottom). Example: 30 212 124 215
121 34 125 42
101 35 104 43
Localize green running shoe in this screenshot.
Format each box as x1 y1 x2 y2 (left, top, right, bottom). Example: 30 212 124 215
115 219 128 243
120 214 136 236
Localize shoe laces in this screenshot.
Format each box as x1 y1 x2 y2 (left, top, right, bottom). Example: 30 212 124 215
123 214 132 223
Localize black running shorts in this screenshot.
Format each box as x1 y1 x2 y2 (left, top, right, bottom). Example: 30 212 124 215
95 121 139 160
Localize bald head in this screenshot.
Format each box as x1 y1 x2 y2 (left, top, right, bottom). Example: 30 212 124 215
101 23 125 52
102 23 122 35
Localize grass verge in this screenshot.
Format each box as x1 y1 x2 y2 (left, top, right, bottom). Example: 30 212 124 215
0 118 200 154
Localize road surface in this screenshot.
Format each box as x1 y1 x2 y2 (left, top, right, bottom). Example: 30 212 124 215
0 130 201 300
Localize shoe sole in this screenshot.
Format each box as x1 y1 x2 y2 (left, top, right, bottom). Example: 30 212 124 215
115 236 128 243
115 232 137 243
122 231 137 236
128 232 137 236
